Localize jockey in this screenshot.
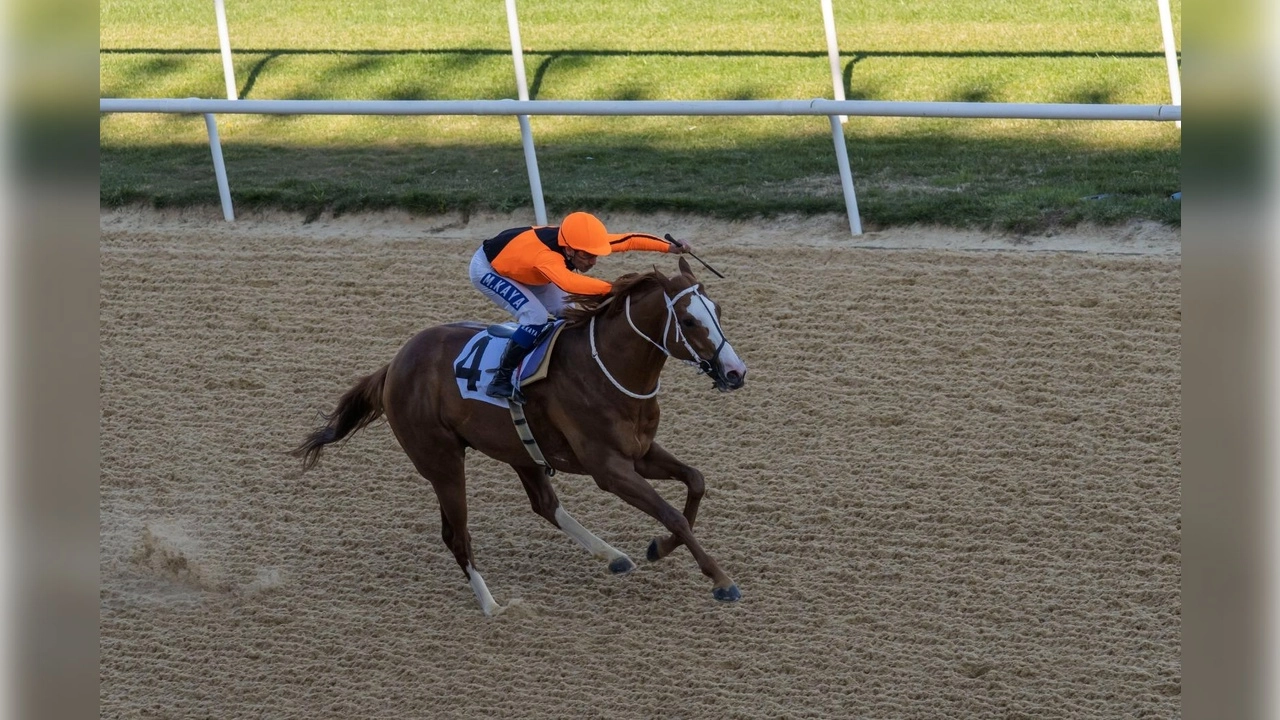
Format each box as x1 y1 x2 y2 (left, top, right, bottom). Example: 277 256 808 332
469 211 691 400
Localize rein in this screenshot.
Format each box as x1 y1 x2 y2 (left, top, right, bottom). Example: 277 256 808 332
588 284 729 398
589 313 660 400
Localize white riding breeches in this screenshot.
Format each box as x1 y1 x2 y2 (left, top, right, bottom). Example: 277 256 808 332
469 247 568 326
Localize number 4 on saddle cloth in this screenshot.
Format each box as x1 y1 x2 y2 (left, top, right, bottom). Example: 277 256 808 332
452 321 567 407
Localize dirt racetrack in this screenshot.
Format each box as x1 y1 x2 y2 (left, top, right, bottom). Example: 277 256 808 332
100 208 1181 719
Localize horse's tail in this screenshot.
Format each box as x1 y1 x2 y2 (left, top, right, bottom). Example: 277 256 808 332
291 364 389 472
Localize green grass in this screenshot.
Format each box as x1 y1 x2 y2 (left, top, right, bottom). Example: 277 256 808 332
100 0 1181 230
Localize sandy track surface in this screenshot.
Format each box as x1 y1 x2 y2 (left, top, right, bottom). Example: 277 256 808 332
101 209 1180 719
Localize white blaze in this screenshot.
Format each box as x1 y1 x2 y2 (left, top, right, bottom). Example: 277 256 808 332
685 293 747 377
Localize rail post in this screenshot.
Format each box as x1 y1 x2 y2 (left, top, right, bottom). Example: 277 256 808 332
203 113 235 221
828 114 862 236
820 0 848 124
504 0 547 224
213 0 237 100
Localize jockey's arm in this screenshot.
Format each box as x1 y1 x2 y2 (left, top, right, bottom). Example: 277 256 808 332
534 257 613 295
606 233 674 253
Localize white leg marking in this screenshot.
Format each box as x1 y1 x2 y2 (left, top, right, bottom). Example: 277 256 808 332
555 506 630 563
466 563 502 616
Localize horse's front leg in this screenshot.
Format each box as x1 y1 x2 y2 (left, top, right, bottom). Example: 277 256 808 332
512 464 636 575
588 454 739 602
634 441 704 563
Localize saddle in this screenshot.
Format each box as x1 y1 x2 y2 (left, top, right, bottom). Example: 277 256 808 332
453 321 568 476
484 321 564 389
451 321 567 407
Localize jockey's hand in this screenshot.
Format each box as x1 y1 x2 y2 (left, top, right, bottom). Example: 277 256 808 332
669 238 692 254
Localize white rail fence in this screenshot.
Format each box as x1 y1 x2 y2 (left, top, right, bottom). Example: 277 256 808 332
104 0 1181 235
98 97 1181 234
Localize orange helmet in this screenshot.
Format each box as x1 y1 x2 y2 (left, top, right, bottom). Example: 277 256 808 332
557 212 612 256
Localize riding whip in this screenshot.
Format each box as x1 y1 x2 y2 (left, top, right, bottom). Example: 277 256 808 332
664 234 726 279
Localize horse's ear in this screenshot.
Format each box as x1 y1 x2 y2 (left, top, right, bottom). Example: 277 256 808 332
651 264 667 281
678 256 696 280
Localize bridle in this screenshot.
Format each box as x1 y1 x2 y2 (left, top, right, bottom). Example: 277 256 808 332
588 283 731 399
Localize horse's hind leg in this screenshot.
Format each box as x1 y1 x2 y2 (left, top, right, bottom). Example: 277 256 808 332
512 465 635 575
634 441 705 563
412 447 502 616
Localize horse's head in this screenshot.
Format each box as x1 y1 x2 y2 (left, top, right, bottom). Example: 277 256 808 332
661 257 748 392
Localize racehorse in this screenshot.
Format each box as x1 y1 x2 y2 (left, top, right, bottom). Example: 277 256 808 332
291 257 748 615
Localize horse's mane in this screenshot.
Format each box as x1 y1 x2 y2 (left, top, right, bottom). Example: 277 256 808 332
561 270 669 328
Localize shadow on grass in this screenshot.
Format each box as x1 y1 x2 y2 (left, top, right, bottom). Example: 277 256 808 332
102 46 1173 101
100 131 1181 231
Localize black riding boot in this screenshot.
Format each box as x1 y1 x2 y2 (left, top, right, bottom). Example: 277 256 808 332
486 340 534 401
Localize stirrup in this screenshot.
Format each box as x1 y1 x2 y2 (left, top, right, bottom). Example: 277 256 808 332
486 383 525 404
485 379 514 399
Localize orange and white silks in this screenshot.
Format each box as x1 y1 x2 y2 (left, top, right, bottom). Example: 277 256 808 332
482 225 672 296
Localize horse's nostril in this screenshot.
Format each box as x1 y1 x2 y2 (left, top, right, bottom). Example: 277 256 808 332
726 370 743 387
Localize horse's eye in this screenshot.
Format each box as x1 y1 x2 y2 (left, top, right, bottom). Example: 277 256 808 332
682 318 696 327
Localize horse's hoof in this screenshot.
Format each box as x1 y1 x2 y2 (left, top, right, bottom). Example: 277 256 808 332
646 539 662 562
608 556 636 575
712 584 742 603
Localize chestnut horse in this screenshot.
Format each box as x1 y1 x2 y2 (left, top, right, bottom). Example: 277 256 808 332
292 257 747 615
